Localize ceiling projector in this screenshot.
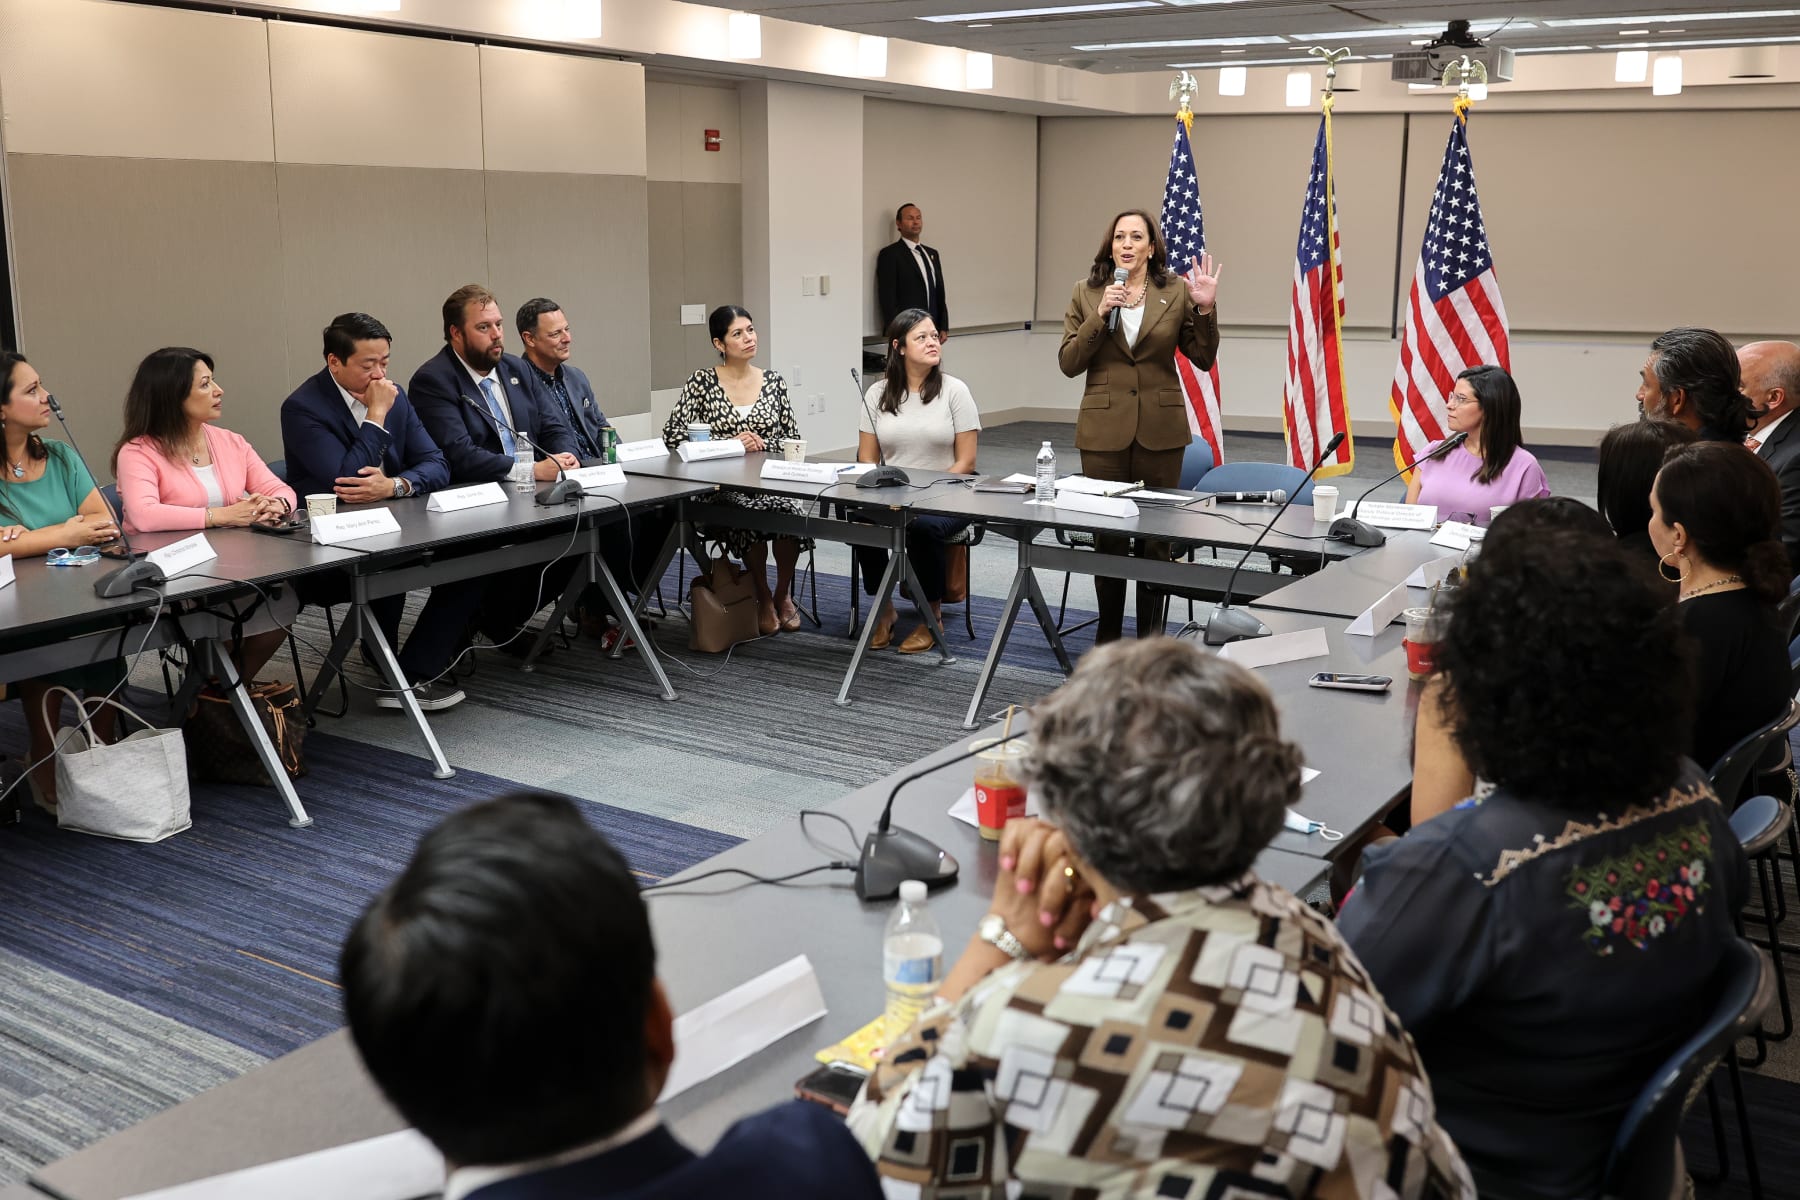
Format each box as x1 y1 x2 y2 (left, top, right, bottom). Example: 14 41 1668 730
1391 19 1516 84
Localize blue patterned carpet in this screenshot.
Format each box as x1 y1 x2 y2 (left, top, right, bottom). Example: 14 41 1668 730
0 719 739 1059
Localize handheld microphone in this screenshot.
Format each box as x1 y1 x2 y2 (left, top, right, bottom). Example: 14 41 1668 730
45 396 167 599
1327 430 1468 548
457 391 579 506
848 368 911 490
1200 431 1345 647
855 726 1031 901
1106 266 1128 333
1208 489 1287 505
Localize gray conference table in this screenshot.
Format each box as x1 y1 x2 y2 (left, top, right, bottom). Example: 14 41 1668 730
1253 529 1460 620
904 484 1361 727
301 477 713 778
23 725 1330 1200
620 450 974 706
0 528 367 826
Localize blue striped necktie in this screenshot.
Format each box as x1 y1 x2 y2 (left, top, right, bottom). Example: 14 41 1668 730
479 377 516 456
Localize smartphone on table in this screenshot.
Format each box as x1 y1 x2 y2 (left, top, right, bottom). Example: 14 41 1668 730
1307 672 1392 693
795 1061 870 1115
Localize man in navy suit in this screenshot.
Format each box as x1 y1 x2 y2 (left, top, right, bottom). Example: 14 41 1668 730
516 297 673 639
341 792 880 1200
280 313 485 711
409 285 584 655
1740 340 1800 576
874 203 949 335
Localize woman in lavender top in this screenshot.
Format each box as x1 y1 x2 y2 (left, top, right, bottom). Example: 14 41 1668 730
1405 365 1549 525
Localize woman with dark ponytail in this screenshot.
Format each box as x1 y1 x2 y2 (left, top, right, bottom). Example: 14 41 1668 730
1648 441 1792 768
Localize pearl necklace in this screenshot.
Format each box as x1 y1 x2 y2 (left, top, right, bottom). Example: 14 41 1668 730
1680 574 1744 602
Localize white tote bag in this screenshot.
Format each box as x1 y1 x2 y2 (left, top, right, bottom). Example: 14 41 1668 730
47 687 192 842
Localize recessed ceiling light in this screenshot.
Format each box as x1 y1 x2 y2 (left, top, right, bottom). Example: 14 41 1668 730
1073 34 1285 50
1615 33 1800 49
1545 9 1800 27
919 2 1156 21
1285 69 1310 106
857 34 887 76
727 12 760 58
1615 48 1649 80
1513 45 1595 53
1653 52 1683 95
1218 65 1246 95
966 50 994 88
1620 29 1650 36
1166 55 1323 68
970 22 992 27
1220 47 1244 53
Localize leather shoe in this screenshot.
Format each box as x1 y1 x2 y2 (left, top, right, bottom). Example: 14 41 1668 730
869 623 894 650
897 625 936 655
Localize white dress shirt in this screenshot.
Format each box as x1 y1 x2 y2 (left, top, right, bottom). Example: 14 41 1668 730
901 236 934 296
1119 301 1145 348
333 377 411 496
442 1110 662 1200
458 356 532 482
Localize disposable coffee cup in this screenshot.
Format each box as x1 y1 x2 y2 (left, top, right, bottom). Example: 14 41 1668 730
970 737 1030 841
305 493 337 519
1312 485 1339 523
1401 605 1441 680
783 439 808 462
686 423 711 442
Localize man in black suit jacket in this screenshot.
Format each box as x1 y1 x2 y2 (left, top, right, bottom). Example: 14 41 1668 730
341 793 881 1200
516 297 673 639
1741 340 1800 576
409 285 585 656
874 202 949 334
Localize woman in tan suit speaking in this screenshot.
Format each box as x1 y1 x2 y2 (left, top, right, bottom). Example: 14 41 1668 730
1058 208 1222 642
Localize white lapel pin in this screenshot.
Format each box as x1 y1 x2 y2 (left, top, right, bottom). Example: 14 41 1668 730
509 376 520 385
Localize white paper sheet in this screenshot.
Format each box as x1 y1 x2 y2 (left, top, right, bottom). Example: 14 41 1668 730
1002 472 1037 485
1346 580 1411 636
1404 555 1463 589
657 954 827 1101
121 1130 443 1200
1216 626 1330 668
1054 475 1138 497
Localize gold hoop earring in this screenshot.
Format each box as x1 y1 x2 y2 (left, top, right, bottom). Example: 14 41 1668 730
1658 552 1685 584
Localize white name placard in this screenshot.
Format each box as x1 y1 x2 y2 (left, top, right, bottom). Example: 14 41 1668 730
1343 500 1437 530
311 507 402 545
1405 554 1464 589
425 482 508 513
0 554 13 590
760 459 841 485
1430 520 1486 551
1346 580 1411 636
1217 626 1330 668
566 463 626 489
677 439 747 463
145 532 217 577
615 438 670 462
1051 489 1139 519
657 954 827 1102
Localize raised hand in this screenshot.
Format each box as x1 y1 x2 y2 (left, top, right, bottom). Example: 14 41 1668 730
1184 251 1222 314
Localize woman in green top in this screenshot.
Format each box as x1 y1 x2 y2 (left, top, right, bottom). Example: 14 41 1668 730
1 352 126 812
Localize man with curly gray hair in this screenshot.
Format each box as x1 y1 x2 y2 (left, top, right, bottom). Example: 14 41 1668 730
851 639 1472 1199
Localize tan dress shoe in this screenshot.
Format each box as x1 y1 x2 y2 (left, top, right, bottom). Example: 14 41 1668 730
869 623 894 650
897 625 936 655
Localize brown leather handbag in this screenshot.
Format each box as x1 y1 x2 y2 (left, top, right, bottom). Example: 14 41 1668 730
183 680 308 786
942 544 970 604
688 555 762 653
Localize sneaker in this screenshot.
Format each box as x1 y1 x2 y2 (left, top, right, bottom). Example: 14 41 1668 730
375 681 466 712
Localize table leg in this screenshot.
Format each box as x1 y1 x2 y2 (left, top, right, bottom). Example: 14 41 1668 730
591 548 678 702
1021 569 1074 675
203 641 312 828
359 607 454 780
835 542 908 708
522 545 591 670
618 518 696 661
962 564 1032 729
303 602 361 716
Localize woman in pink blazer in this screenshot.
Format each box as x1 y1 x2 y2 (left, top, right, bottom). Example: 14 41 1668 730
113 347 296 679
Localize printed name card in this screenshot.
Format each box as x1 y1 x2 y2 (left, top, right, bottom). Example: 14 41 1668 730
615 438 670 462
677 439 747 463
310 507 402 546
658 954 827 1102
1346 580 1410 636
0 554 12 590
760 459 841 485
120 1129 443 1200
425 482 509 513
1343 500 1437 530
145 532 217 577
1405 554 1463 589
565 463 626 489
1430 520 1485 551
1217 626 1330 668
1050 489 1139 519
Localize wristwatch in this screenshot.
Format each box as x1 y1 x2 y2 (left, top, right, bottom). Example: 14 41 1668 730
977 913 1031 961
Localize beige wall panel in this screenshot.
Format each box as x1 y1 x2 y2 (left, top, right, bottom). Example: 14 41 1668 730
648 180 687 392
484 172 651 417
646 81 741 185
274 164 489 384
863 99 1035 335
481 46 646 177
1035 113 1404 332
6 155 288 479
647 84 683 183
0 0 273 161
269 22 481 169
1400 109 1800 337
671 183 743 389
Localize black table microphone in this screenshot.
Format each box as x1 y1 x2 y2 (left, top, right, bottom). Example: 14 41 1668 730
45 396 167 598
1201 431 1345 646
1327 430 1468 548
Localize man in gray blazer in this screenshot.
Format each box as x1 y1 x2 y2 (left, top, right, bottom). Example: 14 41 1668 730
516 297 673 635
1740 340 1800 576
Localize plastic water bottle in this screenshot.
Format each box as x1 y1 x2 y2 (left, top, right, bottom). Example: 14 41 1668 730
1035 441 1057 502
883 880 943 1037
512 446 535 492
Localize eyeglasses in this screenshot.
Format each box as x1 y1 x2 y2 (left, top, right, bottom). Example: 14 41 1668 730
1444 395 1477 408
47 547 100 567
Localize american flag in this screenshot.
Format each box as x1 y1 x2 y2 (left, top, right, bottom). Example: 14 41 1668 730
1283 111 1354 478
1159 113 1224 466
1390 105 1510 472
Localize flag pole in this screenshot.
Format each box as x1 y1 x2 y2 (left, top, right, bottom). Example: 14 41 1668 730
1304 46 1354 478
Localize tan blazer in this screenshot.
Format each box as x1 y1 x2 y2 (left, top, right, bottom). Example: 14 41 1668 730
1058 276 1219 453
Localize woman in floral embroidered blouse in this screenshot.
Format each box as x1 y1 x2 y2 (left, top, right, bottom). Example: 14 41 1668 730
663 306 807 635
1339 507 1748 1199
